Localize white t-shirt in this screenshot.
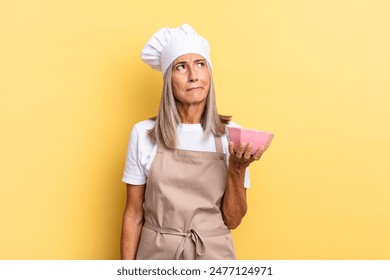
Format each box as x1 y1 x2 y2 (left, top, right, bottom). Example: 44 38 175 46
122 119 250 188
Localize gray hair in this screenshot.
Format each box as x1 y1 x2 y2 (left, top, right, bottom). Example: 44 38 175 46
148 62 231 149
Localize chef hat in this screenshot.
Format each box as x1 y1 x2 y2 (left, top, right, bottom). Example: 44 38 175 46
141 24 211 74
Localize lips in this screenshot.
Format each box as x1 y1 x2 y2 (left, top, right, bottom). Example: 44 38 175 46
187 87 202 91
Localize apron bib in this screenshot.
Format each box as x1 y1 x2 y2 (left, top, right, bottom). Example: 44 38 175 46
136 136 236 260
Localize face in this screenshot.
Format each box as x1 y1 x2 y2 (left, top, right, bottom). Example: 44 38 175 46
171 53 211 107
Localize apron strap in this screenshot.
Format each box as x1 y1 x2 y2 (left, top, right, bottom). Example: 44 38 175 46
214 136 223 154
143 221 230 260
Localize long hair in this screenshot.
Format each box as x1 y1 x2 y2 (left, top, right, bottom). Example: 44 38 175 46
148 62 231 149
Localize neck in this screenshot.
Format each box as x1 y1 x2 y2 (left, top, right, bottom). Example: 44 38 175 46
176 102 206 124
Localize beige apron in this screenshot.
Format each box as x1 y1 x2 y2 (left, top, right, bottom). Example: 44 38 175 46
136 136 236 260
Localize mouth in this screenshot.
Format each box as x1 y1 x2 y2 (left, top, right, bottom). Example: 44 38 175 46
187 87 202 92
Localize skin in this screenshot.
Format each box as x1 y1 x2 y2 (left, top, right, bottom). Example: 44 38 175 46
120 183 145 260
171 53 210 123
120 53 264 259
222 142 264 229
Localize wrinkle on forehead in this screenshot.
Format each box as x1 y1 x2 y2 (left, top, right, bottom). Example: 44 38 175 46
173 53 206 65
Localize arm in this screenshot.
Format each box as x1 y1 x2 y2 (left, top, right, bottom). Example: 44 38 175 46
120 183 146 260
221 142 264 229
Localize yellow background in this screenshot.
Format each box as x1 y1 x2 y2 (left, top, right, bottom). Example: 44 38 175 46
1 0 389 259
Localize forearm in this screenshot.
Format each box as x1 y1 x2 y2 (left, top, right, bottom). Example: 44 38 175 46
221 167 247 229
120 213 144 260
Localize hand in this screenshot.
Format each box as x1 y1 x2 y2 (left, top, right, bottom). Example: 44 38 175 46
228 142 265 172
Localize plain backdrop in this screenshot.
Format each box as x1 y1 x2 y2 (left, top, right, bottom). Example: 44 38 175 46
1 0 389 259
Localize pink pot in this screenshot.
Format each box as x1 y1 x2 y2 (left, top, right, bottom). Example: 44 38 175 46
228 127 274 155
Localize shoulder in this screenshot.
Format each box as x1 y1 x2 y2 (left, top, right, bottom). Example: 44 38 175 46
133 119 156 132
129 119 155 146
226 121 242 128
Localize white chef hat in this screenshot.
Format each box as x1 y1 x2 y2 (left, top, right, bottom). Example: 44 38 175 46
141 24 211 74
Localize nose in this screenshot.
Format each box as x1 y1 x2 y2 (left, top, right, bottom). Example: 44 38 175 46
188 66 198 82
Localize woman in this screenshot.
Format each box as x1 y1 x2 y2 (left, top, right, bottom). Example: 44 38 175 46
120 24 264 260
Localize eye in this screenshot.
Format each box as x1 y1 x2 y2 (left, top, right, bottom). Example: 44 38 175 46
175 64 186 71
196 61 206 67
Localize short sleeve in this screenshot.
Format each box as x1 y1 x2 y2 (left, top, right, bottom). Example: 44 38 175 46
244 168 250 188
122 125 147 185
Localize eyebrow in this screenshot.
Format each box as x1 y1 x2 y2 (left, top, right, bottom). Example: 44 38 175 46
173 58 206 67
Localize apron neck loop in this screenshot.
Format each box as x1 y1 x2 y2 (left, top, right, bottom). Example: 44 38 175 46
213 136 223 154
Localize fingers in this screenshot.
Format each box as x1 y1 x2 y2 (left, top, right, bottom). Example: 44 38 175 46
253 145 265 160
235 143 246 158
231 142 265 160
243 143 252 160
228 142 234 155
234 142 252 159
